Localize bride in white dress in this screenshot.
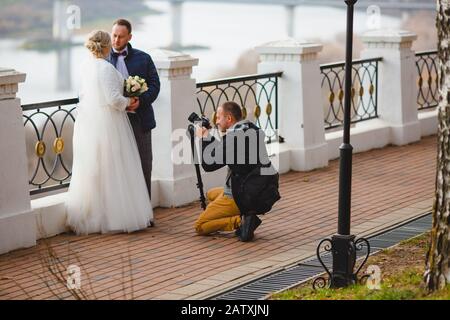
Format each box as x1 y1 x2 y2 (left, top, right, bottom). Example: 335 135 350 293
66 30 153 235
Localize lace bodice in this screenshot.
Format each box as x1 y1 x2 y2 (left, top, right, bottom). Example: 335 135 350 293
78 57 129 112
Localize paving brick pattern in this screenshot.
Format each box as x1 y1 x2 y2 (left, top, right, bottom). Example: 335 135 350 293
0 135 437 300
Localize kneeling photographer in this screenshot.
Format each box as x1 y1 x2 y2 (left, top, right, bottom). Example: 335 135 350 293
193 101 280 242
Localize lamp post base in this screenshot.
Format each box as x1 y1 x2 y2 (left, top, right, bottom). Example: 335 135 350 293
313 235 370 289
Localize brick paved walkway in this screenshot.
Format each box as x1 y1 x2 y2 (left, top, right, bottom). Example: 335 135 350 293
0 135 436 300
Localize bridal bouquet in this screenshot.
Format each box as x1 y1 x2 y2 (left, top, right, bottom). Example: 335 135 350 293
124 75 148 97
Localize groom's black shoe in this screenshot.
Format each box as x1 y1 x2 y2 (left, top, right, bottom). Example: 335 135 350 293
238 214 261 242
149 220 155 227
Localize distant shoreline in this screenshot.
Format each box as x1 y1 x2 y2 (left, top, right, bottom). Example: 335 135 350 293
0 0 162 40
16 9 158 52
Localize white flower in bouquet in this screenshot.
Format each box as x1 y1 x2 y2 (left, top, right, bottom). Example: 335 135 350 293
124 75 149 97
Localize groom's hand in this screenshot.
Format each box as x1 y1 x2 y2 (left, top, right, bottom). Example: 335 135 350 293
132 98 140 109
127 97 140 111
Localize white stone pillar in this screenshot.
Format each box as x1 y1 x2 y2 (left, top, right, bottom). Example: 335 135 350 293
256 39 328 171
0 68 36 254
151 50 200 207
360 29 421 145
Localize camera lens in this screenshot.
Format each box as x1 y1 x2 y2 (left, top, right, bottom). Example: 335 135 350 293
188 112 201 123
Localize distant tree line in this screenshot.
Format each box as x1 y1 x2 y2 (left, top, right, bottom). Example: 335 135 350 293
0 0 159 38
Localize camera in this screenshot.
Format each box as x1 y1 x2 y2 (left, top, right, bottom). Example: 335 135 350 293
188 112 212 129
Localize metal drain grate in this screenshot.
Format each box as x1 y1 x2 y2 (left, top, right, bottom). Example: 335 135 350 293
211 212 431 300
217 264 323 300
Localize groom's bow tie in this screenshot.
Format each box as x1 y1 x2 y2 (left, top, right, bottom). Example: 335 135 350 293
112 50 128 57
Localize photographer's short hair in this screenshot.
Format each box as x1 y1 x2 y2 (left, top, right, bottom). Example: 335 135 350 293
221 102 243 121
113 18 132 34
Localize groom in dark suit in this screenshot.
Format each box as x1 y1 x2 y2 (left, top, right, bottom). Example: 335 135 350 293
108 18 160 204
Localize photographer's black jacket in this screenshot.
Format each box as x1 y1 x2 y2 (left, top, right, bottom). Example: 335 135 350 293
200 121 277 215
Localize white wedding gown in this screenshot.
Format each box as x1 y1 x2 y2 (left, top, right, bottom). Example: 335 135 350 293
66 56 153 235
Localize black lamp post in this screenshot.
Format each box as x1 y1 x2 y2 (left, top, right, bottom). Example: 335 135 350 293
313 0 370 289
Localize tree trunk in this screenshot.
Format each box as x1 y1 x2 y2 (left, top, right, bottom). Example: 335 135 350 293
424 0 450 292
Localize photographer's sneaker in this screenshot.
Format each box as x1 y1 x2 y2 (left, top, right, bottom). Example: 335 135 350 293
238 215 261 242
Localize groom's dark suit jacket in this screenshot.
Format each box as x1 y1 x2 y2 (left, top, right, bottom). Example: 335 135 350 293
108 43 160 132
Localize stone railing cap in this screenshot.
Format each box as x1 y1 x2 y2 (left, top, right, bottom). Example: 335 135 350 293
255 38 323 55
150 49 199 69
0 67 15 73
0 68 26 86
360 29 418 43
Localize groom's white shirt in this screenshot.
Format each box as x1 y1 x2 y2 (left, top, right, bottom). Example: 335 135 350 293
113 48 129 79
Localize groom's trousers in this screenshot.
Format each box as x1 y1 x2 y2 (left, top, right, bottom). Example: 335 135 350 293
128 113 152 200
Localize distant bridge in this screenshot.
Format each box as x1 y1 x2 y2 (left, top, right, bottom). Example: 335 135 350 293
161 0 435 48
164 0 435 10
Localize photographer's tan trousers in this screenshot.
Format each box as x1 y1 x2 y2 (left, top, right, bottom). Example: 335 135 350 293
194 187 241 235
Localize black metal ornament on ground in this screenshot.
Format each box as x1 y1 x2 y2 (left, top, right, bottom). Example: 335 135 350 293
313 0 371 289
313 237 371 289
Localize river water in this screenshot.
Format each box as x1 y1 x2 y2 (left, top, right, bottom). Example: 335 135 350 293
0 1 403 104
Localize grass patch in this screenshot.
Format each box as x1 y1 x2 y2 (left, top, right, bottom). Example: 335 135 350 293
271 232 450 300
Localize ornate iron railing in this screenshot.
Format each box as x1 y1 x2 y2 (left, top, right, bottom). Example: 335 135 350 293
196 72 283 143
416 50 438 110
320 57 382 130
22 98 78 195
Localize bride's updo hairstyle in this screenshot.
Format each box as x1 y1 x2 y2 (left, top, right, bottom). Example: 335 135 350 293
85 30 111 58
